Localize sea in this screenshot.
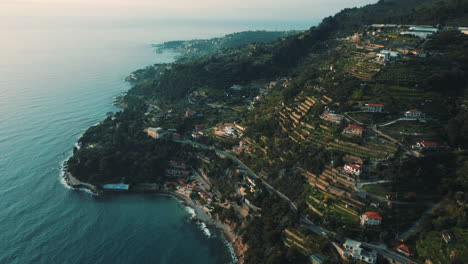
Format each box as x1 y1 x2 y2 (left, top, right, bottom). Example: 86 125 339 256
0 17 313 263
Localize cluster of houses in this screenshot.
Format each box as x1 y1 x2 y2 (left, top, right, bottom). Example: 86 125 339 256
213 123 245 139
342 238 414 264
165 178 214 204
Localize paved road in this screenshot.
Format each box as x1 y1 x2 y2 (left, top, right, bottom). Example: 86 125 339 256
361 241 417 264
377 117 418 127
173 140 334 235
175 139 299 212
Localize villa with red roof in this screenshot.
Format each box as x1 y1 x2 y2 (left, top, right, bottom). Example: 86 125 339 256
412 141 440 151
366 104 384 112
343 125 364 137
360 212 383 226
344 163 362 176
397 244 411 257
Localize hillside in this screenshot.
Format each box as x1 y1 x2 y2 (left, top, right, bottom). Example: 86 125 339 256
68 0 468 263
153 30 301 62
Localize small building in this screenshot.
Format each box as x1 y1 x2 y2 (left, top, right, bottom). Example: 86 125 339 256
379 50 401 59
459 27 468 35
102 184 130 191
185 109 196 118
192 132 203 138
376 52 390 63
397 244 411 257
411 49 427 58
409 26 438 33
400 31 434 39
343 239 377 264
146 127 167 139
344 163 362 176
401 26 438 39
366 104 384 112
360 212 383 226
310 253 328 264
415 141 439 150
404 109 423 119
320 111 345 124
172 133 182 140
442 232 454 243
343 125 364 137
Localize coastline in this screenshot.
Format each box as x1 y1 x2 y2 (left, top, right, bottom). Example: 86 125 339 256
60 164 243 263
60 46 245 263
164 191 245 264
61 166 100 195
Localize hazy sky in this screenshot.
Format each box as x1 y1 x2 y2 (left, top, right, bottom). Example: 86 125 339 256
2 0 377 21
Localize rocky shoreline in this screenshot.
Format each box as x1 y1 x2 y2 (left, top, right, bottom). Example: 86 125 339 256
163 191 246 264
62 169 100 195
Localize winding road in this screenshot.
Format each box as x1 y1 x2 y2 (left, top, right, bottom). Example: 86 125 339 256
173 139 417 264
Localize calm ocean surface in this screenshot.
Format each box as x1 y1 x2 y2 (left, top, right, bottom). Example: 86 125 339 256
0 17 312 263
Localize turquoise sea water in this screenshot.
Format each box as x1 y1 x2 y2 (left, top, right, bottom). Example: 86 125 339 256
0 18 312 263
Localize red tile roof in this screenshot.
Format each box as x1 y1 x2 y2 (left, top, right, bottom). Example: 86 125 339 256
365 212 383 220
368 104 384 107
345 163 362 171
397 244 410 253
346 125 364 130
420 141 439 146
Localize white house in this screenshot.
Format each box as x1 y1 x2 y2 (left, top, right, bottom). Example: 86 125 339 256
344 163 362 176
380 50 401 59
376 52 390 63
404 109 424 119
416 141 439 150
360 212 383 226
366 104 384 112
343 240 377 264
146 127 167 139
